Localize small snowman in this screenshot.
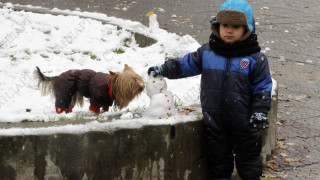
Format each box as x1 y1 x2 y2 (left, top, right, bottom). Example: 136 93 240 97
146 10 159 30
145 72 173 118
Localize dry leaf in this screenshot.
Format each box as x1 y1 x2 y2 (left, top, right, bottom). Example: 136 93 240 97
290 43 298 46
280 174 289 178
285 158 300 163
177 109 189 115
286 142 295 146
305 94 311 98
306 80 315 84
262 173 277 178
294 95 305 102
294 94 311 102
276 145 287 149
310 169 318 173
276 141 287 150
275 172 289 179
177 107 196 115
284 104 290 108
296 174 313 178
277 121 284 126
266 160 275 169
182 107 196 112
278 84 287 89
313 75 320 79
280 153 288 157
305 155 311 159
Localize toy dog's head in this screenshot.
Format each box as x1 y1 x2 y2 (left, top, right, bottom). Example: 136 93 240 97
109 64 145 109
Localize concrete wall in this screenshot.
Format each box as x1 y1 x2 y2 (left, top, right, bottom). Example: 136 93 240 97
0 94 277 180
0 107 277 180
0 121 209 180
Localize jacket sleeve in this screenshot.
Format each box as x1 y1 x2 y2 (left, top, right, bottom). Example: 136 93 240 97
250 53 273 114
162 45 204 79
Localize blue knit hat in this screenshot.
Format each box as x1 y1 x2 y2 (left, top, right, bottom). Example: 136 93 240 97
211 0 254 41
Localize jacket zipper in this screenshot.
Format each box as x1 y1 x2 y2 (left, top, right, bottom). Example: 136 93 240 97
222 57 231 110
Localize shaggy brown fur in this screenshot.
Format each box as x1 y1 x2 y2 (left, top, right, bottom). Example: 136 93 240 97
34 64 145 113
109 65 145 109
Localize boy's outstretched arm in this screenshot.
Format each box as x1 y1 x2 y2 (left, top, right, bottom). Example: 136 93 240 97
148 45 205 79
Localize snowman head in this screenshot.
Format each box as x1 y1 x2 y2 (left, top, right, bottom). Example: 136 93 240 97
146 73 167 97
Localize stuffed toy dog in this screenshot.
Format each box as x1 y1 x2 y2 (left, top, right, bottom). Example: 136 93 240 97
34 64 145 114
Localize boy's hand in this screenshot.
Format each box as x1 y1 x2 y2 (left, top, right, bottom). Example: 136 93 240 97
148 66 163 77
250 112 269 130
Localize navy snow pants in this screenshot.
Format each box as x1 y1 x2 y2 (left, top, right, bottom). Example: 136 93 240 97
203 112 262 180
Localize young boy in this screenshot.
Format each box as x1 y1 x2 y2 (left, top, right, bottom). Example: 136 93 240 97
148 0 272 179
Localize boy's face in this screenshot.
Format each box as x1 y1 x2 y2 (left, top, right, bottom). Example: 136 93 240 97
219 24 246 44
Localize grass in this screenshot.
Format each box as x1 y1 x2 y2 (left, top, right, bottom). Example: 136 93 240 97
124 105 146 118
90 54 97 60
43 30 51 34
9 55 17 61
82 51 99 61
82 51 90 55
112 48 125 54
24 49 31 55
174 100 183 108
40 54 49 58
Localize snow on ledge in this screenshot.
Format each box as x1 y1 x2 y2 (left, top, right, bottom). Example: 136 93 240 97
0 113 201 136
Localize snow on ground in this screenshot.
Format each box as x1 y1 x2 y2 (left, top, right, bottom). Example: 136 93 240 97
0 3 202 135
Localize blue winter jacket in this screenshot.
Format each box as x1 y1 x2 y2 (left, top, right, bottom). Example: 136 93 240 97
162 43 272 128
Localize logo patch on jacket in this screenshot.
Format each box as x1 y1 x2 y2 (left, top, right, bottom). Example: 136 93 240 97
240 58 249 69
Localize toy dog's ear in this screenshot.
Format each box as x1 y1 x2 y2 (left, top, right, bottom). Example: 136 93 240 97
110 71 120 76
124 64 131 71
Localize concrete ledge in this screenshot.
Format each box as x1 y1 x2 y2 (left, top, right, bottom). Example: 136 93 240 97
0 97 277 180
0 121 209 180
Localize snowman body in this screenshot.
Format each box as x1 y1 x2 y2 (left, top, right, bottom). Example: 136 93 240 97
146 74 173 118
